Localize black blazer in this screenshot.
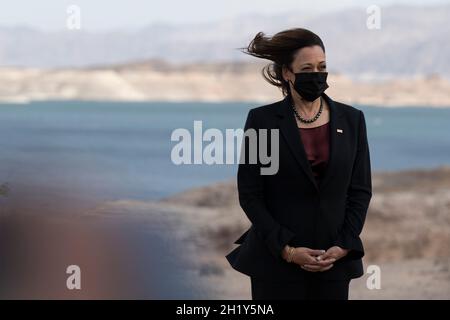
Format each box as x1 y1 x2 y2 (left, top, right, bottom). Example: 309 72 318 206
225 93 372 281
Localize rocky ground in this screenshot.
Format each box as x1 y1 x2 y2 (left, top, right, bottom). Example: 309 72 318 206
86 166 450 299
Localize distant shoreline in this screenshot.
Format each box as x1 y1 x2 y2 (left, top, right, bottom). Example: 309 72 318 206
1 62 450 107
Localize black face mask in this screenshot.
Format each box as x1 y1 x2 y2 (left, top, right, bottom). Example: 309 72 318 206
289 72 329 102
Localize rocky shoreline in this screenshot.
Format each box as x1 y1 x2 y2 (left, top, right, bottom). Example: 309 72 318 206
86 166 450 299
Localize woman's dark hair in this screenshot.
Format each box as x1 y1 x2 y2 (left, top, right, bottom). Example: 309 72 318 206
240 28 325 96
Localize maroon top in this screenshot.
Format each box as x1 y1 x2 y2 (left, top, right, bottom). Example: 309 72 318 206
298 122 330 183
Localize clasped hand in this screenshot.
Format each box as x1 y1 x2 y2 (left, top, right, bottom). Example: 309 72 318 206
282 245 349 272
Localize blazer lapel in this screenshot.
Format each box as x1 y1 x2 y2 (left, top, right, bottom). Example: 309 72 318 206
318 93 343 191
276 93 343 192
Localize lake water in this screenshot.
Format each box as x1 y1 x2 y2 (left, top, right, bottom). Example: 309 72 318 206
1 100 450 207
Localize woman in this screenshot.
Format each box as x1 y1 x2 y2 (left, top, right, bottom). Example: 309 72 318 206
225 28 372 300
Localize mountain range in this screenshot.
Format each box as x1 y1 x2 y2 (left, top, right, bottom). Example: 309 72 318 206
0 4 448 78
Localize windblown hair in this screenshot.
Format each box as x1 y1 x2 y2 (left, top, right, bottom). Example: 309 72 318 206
240 28 325 96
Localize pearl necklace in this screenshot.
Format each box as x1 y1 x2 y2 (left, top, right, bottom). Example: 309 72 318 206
292 97 323 124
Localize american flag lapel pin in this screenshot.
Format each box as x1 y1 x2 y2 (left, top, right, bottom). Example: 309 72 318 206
337 128 343 134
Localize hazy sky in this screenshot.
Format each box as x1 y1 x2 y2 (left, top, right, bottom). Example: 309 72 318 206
2 0 449 31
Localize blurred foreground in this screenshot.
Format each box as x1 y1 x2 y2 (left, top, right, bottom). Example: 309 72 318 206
1 167 449 299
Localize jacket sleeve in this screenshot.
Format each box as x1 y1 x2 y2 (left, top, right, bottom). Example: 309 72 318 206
334 110 372 260
237 108 296 260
